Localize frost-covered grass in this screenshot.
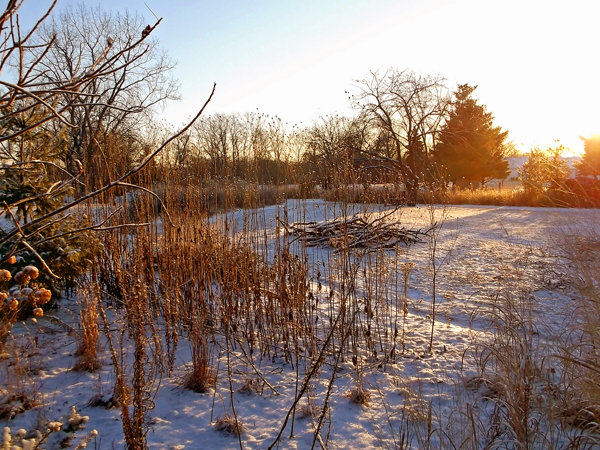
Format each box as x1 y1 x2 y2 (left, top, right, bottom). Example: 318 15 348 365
1 194 600 449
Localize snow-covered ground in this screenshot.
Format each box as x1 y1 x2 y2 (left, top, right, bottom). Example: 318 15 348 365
2 200 598 449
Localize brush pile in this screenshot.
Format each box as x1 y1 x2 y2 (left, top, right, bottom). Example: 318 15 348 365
278 212 434 251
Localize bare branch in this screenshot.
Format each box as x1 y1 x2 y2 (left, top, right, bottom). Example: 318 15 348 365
4 204 60 278
115 181 174 227
0 83 216 246
5 159 84 185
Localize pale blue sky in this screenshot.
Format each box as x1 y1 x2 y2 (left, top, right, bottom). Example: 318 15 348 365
20 0 600 153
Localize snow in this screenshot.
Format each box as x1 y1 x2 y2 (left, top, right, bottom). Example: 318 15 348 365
2 200 598 449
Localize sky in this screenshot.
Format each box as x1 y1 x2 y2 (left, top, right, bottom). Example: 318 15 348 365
19 0 600 154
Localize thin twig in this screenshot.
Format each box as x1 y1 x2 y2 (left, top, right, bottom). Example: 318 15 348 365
0 83 216 247
4 204 59 278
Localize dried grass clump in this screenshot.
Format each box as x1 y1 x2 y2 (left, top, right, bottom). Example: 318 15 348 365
463 375 505 400
87 393 111 409
562 402 600 431
181 366 217 394
86 384 123 410
557 215 600 431
323 184 406 205
436 187 521 206
72 287 101 373
0 393 39 420
0 348 41 421
472 289 542 446
296 401 322 420
238 376 262 395
180 324 216 393
347 385 371 406
213 413 244 436
398 386 430 423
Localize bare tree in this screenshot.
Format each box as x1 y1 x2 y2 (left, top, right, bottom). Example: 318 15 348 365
193 113 235 177
28 3 179 189
0 4 215 449
305 115 368 188
354 69 449 201
0 0 214 265
171 130 197 168
190 112 294 183
265 116 288 185
243 112 269 181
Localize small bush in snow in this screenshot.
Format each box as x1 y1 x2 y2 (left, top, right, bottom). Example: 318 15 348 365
214 413 244 436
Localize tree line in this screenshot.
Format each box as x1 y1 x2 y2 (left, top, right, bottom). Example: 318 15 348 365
162 73 514 201
2 1 600 215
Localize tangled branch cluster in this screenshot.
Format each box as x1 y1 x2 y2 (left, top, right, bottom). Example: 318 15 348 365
279 211 434 251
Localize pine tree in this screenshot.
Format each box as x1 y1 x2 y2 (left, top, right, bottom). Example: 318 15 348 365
575 135 600 177
0 109 101 298
519 146 570 195
435 84 510 188
0 167 101 297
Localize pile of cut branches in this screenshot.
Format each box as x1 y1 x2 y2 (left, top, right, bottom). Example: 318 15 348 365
278 210 434 251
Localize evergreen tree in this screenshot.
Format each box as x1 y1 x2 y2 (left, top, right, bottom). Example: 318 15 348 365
575 134 600 177
435 84 510 188
0 167 101 297
519 146 570 195
0 109 101 298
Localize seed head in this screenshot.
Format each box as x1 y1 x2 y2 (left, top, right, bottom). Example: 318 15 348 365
14 271 30 285
33 307 44 317
400 262 416 274
47 421 62 432
23 265 39 280
35 288 52 305
0 270 11 282
7 256 16 264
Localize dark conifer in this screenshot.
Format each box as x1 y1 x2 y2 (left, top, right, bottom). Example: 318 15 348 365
435 84 510 188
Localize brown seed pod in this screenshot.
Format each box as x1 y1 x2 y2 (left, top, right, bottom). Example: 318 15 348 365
0 269 11 282
7 256 16 264
35 288 52 305
14 271 30 285
22 265 39 280
33 307 43 317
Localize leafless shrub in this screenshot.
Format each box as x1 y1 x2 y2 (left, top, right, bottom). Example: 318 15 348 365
180 327 216 394
237 376 262 396
296 400 322 420
470 286 558 448
555 214 600 436
213 413 244 436
0 345 41 420
72 285 101 372
347 384 371 406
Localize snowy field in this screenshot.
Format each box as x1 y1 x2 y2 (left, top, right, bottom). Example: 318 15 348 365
2 200 598 449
